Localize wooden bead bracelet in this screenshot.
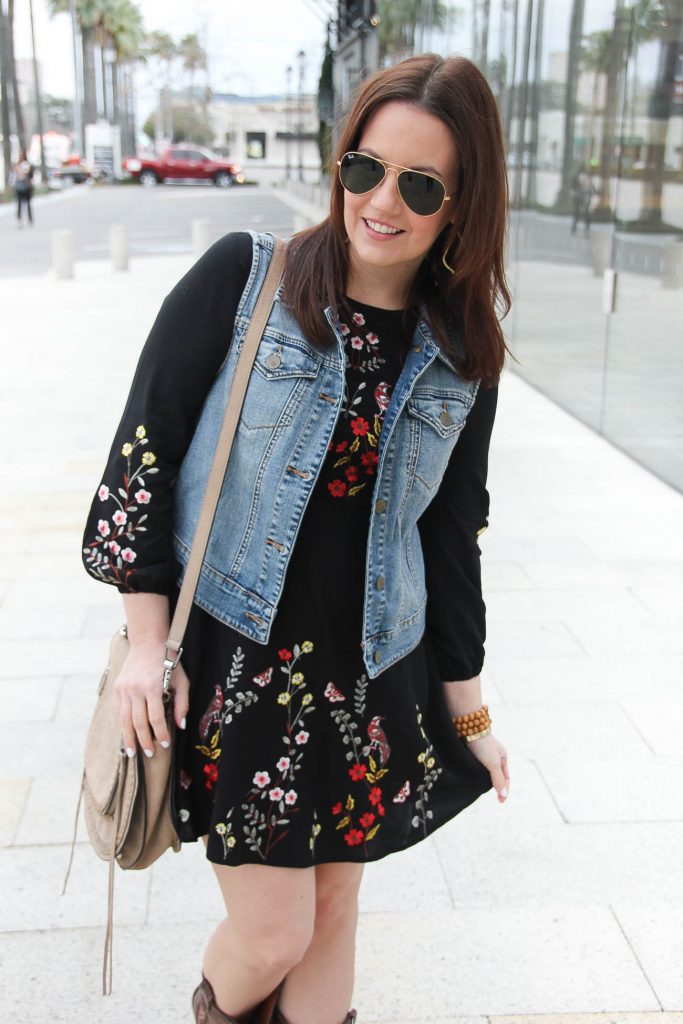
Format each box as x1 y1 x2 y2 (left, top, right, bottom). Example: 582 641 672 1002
452 704 492 743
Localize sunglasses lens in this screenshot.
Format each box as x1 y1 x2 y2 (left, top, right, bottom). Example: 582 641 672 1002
398 171 445 216
339 152 384 195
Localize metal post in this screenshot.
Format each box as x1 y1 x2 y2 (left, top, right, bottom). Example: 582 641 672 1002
285 64 292 181
28 0 48 187
297 49 305 183
69 0 84 155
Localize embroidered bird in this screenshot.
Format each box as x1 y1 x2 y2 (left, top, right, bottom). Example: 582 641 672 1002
374 382 391 413
365 715 391 765
198 685 223 740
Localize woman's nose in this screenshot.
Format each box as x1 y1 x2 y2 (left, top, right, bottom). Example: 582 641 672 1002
371 168 403 213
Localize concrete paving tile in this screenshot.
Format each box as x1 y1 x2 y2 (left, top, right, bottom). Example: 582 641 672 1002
53 673 102 725
0 675 63 722
25 529 84 554
628 584 683 620
486 654 683 703
355 907 658 1016
0 844 150 931
0 636 109 678
146 840 225 925
562 620 683 657
0 719 91 777
492 1016 683 1024
517 558 639 590
485 588 655 626
612 902 683 1010
0 532 30 556
359 836 452 914
14 776 84 846
484 560 536 590
484 619 586 659
618 698 683 756
81 602 129 638
0 778 31 846
0 605 87 639
2 578 114 609
438 758 563 827
535 755 683 823
0 553 78 580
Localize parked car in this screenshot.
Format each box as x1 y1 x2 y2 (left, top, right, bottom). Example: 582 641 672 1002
123 145 245 188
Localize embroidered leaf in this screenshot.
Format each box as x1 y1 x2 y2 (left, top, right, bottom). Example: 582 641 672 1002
366 772 376 784
293 644 300 658
118 488 127 498
333 456 351 468
374 416 382 435
369 756 377 773
210 732 220 749
365 824 381 841
195 745 212 756
138 514 148 524
374 768 389 780
349 437 360 452
347 484 366 497
345 751 354 761
366 433 377 448
336 816 350 830
426 810 434 819
411 815 421 828
146 467 160 474
345 795 354 811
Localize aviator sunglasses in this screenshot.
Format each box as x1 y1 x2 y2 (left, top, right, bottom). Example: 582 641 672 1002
337 151 451 217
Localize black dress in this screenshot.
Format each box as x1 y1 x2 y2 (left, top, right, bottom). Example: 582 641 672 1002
82 232 497 868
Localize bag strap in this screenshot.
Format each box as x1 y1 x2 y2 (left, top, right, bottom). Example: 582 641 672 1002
162 236 287 685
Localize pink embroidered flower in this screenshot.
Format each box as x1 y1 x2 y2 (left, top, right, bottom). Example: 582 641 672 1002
135 489 151 504
97 519 110 537
269 786 284 801
340 322 350 335
253 771 271 789
350 336 364 350
366 332 379 345
97 484 109 501
294 729 310 745
352 312 365 326
112 510 127 526
108 541 121 555
284 789 298 805
121 548 136 563
276 756 291 772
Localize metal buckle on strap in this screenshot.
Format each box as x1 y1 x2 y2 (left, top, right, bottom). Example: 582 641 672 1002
162 643 183 700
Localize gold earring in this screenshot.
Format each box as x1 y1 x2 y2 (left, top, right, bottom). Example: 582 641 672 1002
442 233 461 275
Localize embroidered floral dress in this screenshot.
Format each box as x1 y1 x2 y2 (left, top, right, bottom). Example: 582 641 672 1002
82 231 496 867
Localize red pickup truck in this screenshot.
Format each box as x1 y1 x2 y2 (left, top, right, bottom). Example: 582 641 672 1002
123 145 245 188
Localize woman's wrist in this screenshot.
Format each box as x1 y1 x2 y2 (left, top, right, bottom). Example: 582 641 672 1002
442 675 484 717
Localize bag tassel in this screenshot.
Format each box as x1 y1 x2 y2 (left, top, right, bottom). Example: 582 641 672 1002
62 769 86 895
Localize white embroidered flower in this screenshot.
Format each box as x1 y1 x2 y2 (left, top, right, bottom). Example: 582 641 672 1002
294 729 310 745
366 332 379 345
97 519 110 537
121 547 136 563
112 510 127 526
284 789 298 805
352 312 365 326
253 771 271 789
350 336 364 350
97 484 109 501
276 756 291 772
135 489 151 504
269 786 284 801
108 541 121 555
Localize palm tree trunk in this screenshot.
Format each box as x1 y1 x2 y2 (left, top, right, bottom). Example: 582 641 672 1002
0 11 12 190
595 0 627 215
553 0 585 210
28 0 47 184
82 27 97 126
504 0 520 152
512 0 534 207
480 0 491 76
525 0 545 206
8 0 26 151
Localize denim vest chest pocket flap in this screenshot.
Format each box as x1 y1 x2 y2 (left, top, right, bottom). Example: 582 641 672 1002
407 389 472 490
239 332 323 431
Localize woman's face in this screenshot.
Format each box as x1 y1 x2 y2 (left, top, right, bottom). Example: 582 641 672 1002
342 101 458 285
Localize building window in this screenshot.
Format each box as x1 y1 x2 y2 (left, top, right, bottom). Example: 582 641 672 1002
246 131 266 159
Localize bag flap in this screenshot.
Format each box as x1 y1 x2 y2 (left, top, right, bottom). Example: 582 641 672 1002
84 628 131 814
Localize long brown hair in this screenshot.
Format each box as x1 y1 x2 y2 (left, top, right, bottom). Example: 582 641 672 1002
283 53 512 386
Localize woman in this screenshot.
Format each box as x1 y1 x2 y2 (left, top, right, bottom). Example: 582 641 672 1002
82 53 511 1024
13 149 34 227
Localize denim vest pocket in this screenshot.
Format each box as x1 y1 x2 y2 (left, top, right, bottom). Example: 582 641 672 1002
407 390 470 490
240 333 322 431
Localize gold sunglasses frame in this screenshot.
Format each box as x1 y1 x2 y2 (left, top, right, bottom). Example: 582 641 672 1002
337 151 452 217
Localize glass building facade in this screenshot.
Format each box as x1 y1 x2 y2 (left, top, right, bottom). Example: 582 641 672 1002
346 0 683 490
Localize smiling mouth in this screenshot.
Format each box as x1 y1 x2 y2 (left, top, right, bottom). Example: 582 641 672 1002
363 218 404 236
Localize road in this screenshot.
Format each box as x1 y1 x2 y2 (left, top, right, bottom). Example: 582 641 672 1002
0 182 296 278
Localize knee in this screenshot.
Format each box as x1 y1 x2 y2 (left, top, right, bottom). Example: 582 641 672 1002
314 868 363 932
240 915 315 976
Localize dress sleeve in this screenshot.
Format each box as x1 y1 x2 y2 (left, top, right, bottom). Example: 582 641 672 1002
81 230 254 595
417 381 498 680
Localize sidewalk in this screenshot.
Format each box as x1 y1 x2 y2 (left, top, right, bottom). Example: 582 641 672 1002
1 246 682 1024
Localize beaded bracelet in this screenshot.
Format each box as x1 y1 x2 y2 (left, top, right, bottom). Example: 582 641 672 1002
452 704 492 743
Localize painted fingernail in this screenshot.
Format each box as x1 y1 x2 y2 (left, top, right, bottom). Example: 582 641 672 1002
144 748 154 758
125 747 135 758
180 717 187 730
160 740 170 749
501 787 508 798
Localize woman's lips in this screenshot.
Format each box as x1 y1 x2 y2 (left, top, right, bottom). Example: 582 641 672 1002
362 217 405 241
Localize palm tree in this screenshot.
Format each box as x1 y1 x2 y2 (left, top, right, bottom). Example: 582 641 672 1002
553 0 586 211
377 0 452 62
0 7 12 190
178 32 207 102
7 0 26 152
145 29 177 145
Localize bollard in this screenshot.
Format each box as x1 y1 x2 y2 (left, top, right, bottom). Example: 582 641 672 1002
52 229 75 280
192 218 211 256
110 224 129 272
590 231 612 277
661 241 683 289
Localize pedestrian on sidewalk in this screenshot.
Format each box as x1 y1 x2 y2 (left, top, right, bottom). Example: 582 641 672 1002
12 149 35 228
81 52 511 1024
571 164 594 237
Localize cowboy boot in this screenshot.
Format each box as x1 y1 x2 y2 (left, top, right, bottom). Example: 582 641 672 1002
193 976 281 1024
272 1009 357 1024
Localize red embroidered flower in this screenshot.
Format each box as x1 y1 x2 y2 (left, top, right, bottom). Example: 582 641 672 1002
278 648 293 661
203 763 218 789
335 440 348 453
332 801 343 815
328 479 347 498
377 803 386 817
344 465 359 483
368 787 382 806
351 417 370 436
349 764 367 781
360 451 378 467
344 829 364 846
359 812 376 829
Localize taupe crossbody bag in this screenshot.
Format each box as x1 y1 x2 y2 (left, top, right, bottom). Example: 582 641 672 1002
63 237 287 994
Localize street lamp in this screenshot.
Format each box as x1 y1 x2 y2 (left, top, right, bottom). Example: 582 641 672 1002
285 64 292 181
297 49 305 183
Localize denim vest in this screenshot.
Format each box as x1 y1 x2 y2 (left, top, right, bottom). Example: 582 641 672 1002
172 231 480 679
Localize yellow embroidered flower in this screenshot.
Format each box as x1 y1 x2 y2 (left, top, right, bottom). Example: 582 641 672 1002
215 823 227 835
427 757 435 769
277 692 291 705
301 641 313 653
135 425 146 439
292 672 304 685
121 442 133 456
141 451 157 466
312 823 321 837
226 835 236 848
417 751 426 764
302 693 313 706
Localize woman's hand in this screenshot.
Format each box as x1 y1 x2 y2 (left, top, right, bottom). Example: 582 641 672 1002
467 732 509 802
114 640 190 758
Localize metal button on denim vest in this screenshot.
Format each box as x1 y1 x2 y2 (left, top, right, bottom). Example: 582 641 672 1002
172 231 480 679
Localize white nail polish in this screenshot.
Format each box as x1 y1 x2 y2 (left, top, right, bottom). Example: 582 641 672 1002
501 787 508 798
126 747 135 758
160 740 170 749
180 717 187 730
144 748 154 758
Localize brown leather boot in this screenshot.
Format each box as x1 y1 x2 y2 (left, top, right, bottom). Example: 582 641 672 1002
272 1008 357 1024
192 976 280 1024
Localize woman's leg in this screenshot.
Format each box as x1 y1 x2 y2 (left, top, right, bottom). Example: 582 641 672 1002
27 193 33 224
201 836 317 1018
277 862 364 1024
